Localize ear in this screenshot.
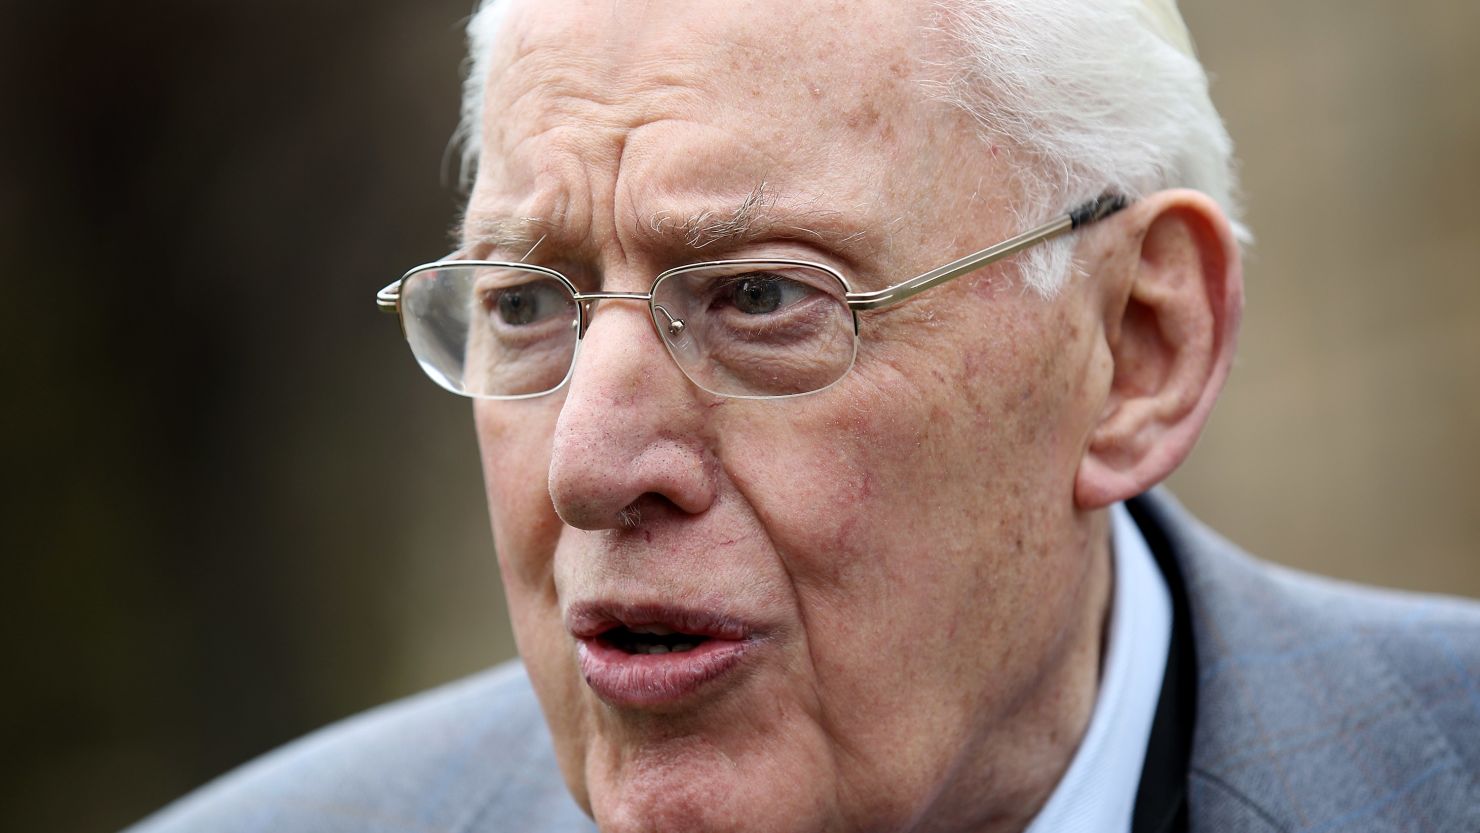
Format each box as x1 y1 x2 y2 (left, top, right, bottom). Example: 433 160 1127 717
1075 189 1244 509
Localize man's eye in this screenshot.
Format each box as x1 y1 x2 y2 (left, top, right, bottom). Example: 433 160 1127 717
488 281 567 326
725 275 810 315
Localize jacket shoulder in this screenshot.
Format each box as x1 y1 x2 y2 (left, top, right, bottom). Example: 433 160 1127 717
1131 491 1480 833
125 661 595 833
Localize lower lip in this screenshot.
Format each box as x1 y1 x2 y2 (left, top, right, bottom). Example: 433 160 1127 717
577 637 754 708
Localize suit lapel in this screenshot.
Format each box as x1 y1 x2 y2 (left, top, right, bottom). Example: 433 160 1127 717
1131 490 1480 833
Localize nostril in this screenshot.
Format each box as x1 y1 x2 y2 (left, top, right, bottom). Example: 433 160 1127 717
615 493 688 530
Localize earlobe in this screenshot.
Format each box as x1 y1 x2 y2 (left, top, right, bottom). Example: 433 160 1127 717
1075 190 1244 510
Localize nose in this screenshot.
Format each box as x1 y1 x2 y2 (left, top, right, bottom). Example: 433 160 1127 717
547 300 717 530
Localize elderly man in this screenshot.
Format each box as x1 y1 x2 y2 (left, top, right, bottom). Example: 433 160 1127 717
130 0 1480 831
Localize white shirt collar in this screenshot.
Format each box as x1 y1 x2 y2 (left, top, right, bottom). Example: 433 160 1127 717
1023 502 1173 833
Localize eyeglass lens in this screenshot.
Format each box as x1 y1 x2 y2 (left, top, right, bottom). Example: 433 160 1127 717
398 262 858 399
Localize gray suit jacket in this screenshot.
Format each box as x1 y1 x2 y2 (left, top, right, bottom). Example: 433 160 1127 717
128 492 1480 832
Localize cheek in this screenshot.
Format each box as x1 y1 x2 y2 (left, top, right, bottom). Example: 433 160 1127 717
475 400 564 595
731 311 1074 584
717 302 1092 698
720 374 1003 665
712 388 1042 804
475 400 594 803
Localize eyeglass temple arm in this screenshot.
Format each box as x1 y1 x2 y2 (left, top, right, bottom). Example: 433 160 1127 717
381 251 467 313
844 194 1129 312
377 281 401 313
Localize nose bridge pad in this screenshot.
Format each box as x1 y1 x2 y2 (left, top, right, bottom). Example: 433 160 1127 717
652 303 685 339
576 300 593 338
651 302 698 366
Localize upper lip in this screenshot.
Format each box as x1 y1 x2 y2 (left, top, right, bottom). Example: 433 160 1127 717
566 600 758 641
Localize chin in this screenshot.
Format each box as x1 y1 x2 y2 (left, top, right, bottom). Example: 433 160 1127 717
555 684 855 833
583 753 831 833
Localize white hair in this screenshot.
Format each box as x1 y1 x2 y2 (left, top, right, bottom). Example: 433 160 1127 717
453 0 1246 295
925 0 1247 293
454 0 513 187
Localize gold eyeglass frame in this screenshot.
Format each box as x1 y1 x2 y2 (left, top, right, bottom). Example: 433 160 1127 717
376 194 1128 400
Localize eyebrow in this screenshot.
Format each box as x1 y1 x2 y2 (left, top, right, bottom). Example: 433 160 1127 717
655 183 778 248
458 215 551 257
653 183 870 253
459 184 870 259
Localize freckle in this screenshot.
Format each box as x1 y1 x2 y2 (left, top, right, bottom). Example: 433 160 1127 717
846 99 882 131
643 529 652 543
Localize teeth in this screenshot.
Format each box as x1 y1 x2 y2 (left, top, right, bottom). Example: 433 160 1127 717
627 641 700 655
628 625 676 636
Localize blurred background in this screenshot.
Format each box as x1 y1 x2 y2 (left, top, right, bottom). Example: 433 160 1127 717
3 0 1476 830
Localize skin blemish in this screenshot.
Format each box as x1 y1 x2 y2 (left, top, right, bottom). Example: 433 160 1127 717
845 99 882 132
960 346 990 381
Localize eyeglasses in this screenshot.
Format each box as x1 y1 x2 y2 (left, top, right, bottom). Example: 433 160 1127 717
376 194 1127 400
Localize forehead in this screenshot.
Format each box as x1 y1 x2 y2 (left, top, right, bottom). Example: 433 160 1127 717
469 0 974 259
488 0 928 99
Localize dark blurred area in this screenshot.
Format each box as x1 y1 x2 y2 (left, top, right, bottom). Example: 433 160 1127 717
4 2 505 830
3 2 1476 832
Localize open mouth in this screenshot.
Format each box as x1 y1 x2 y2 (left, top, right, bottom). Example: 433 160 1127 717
569 602 761 707
599 625 711 655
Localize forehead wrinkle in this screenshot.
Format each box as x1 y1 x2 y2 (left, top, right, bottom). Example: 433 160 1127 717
490 20 714 137
477 6 921 266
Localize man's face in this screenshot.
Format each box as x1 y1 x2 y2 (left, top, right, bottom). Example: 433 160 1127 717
469 1 1112 830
